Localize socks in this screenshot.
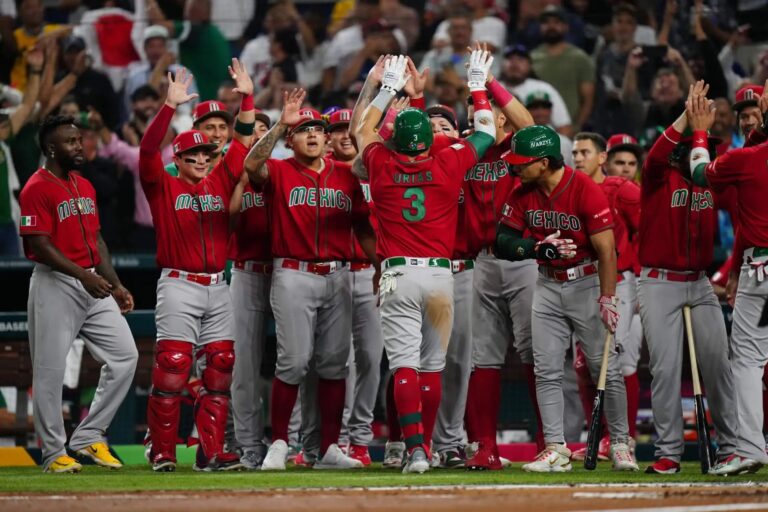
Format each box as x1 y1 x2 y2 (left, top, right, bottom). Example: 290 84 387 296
318 378 346 456
468 368 501 447
386 376 402 441
393 368 424 453
624 372 640 438
270 377 299 442
419 371 442 454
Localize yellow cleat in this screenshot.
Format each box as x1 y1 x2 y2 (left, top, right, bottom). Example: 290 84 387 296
45 455 83 473
76 442 123 469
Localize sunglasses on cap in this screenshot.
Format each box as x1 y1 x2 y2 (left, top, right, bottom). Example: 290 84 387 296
293 125 325 134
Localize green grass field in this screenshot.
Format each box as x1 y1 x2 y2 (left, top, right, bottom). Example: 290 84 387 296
1 463 767 493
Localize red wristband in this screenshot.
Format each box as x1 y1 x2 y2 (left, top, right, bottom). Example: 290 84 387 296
470 90 491 111
410 96 426 110
692 130 708 149
241 94 254 111
487 79 513 106
378 108 398 140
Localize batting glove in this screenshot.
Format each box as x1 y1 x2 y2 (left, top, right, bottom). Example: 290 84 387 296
467 49 494 91
381 55 409 95
534 230 577 260
598 295 620 333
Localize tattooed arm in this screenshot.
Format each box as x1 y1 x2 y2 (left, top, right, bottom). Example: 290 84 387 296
350 56 386 146
350 155 368 180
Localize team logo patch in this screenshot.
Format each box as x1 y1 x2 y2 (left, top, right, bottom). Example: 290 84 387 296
745 89 756 100
20 215 36 227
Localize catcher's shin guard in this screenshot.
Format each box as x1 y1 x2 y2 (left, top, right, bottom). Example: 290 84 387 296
195 341 235 460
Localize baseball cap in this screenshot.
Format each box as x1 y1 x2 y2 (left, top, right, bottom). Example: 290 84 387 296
606 133 642 159
144 25 170 42
539 5 568 22
502 125 561 165
172 130 217 155
426 104 458 129
504 44 530 59
733 85 764 112
327 109 353 131
192 100 233 125
254 109 271 128
289 108 327 134
524 91 553 109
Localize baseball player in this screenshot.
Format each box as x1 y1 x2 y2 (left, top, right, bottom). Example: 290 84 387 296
496 124 637 473
20 115 139 473
354 51 497 474
637 81 737 475
227 113 272 469
243 89 376 471
687 80 768 475
733 84 764 140
165 99 233 177
140 63 256 472
570 132 641 461
605 134 642 181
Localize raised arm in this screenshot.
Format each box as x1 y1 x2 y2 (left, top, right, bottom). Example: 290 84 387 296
350 56 386 146
228 58 256 147
463 48 496 157
8 47 42 137
473 42 533 131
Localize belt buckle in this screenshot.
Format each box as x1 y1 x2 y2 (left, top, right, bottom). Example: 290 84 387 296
210 273 219 285
452 261 460 272
566 267 577 281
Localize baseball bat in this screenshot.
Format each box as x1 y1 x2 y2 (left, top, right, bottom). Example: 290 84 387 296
683 305 714 474
584 331 613 470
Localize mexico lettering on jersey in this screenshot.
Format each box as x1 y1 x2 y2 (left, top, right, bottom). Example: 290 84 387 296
228 181 270 262
639 126 716 271
599 177 640 273
265 156 368 261
500 166 613 268
362 140 478 260
139 139 249 273
19 169 101 267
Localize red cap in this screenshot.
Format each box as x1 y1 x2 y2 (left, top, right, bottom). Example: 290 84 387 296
172 129 218 155
426 104 458 129
733 85 764 112
327 109 353 130
193 100 232 125
290 108 327 134
606 133 642 159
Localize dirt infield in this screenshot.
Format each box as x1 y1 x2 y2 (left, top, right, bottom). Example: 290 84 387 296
3 484 768 512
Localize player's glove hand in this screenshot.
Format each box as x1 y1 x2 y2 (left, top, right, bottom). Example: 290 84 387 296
380 55 409 95
467 48 494 91
534 230 577 260
598 295 620 333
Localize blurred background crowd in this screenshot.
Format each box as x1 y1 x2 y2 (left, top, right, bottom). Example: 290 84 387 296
0 0 764 258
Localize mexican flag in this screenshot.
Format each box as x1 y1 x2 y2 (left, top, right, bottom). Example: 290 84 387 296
20 216 36 227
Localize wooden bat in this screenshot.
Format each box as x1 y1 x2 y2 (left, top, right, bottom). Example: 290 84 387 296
683 305 714 474
584 331 613 470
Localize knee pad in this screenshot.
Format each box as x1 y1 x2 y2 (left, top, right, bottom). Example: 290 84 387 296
199 340 234 393
152 340 194 393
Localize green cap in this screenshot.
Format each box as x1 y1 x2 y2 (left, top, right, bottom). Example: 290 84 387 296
502 125 561 165
392 108 433 155
524 91 553 108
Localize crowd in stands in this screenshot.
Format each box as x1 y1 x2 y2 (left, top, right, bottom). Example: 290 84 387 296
0 0 765 257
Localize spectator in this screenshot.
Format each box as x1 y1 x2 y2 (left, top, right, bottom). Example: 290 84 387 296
216 78 240 118
0 0 17 83
338 19 402 91
379 0 420 50
122 85 162 147
11 0 72 90
500 44 572 137
733 84 764 140
710 97 741 151
685 2 728 100
123 25 200 121
514 0 586 52
209 0 255 47
419 9 475 95
531 5 595 131
431 0 506 52
523 91 573 167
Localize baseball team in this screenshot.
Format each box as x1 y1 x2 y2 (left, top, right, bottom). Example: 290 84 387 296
18 43 768 478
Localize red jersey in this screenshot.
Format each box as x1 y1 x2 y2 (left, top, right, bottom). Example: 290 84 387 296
228 181 270 262
639 127 716 271
500 166 614 268
350 180 375 262
704 140 768 251
463 133 517 256
362 140 478 260
599 176 640 273
265 156 369 261
139 105 248 273
19 169 101 268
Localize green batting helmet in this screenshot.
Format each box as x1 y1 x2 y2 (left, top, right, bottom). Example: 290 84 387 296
502 125 561 165
392 108 433 155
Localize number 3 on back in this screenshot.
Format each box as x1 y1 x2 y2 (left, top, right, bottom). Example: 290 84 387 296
402 187 426 222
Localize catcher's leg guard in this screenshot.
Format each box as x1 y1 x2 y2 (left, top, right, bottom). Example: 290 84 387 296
147 340 194 462
195 341 235 460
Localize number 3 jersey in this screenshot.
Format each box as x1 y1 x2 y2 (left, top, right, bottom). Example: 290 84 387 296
362 140 479 260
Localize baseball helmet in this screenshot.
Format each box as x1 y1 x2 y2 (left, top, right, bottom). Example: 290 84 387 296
392 108 433 155
193 100 232 125
733 85 764 112
502 125 561 165
172 130 218 156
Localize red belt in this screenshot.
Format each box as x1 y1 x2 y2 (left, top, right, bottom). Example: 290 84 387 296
279 258 345 275
350 261 372 271
646 268 704 282
234 260 273 274
167 270 224 286
539 262 598 282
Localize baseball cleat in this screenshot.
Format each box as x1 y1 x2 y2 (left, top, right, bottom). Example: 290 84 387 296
610 442 639 471
465 442 503 471
76 442 122 469
45 455 82 474
193 450 244 472
261 439 289 471
500 456 513 468
152 459 176 472
402 447 430 474
383 441 405 468
293 449 316 467
313 444 364 470
522 444 572 473
709 455 763 476
644 457 681 474
240 447 266 470
347 444 372 466
438 449 466 469
571 435 611 462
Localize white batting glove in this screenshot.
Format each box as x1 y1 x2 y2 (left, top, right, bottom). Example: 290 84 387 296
381 55 409 95
535 230 577 260
467 49 494 91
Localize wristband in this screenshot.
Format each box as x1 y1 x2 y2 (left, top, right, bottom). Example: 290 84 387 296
241 94 254 111
487 79 513 106
378 107 398 141
692 130 708 149
470 90 491 112
410 96 426 110
235 119 255 135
